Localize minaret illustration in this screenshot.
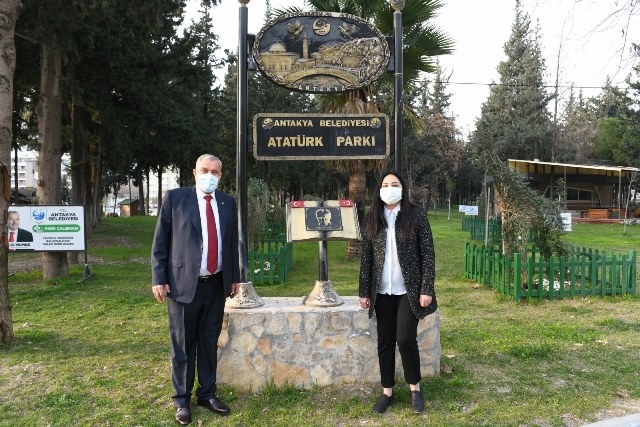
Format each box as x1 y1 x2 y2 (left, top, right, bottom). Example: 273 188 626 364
302 32 309 60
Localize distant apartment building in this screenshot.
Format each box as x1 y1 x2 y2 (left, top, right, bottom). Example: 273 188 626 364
10 150 38 189
10 150 71 193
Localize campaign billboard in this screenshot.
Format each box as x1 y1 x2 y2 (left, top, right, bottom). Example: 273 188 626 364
8 205 86 252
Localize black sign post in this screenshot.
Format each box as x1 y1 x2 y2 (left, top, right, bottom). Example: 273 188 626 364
228 0 264 309
392 0 404 173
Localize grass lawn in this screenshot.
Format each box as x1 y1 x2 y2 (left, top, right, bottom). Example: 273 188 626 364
1 212 639 426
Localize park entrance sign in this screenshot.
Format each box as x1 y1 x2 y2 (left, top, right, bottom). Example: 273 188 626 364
232 3 406 308
253 113 390 160
253 12 390 93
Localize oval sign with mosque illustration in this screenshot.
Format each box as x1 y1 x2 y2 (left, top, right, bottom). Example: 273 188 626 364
253 12 391 93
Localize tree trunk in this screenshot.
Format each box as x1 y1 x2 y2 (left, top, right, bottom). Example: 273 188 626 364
68 101 82 265
37 41 68 279
346 161 366 259
157 168 163 210
91 162 100 228
88 140 99 230
0 0 21 342
137 167 145 215
113 189 118 214
145 167 150 215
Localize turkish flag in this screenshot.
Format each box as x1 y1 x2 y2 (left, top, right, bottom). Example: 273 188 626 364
339 199 354 207
291 201 305 208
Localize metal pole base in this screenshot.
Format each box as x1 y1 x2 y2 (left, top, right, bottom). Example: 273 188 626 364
76 264 93 285
225 281 264 309
303 280 344 307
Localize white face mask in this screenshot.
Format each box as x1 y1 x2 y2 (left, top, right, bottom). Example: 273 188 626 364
380 187 402 205
197 173 219 194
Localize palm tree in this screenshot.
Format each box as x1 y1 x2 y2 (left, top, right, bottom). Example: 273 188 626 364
275 0 453 257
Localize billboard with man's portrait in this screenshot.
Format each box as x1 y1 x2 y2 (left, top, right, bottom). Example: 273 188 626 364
7 206 86 252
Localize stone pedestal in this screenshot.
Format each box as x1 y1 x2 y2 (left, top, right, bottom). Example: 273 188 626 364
217 297 440 391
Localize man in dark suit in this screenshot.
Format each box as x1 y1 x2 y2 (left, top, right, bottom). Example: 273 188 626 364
8 210 33 251
151 154 240 426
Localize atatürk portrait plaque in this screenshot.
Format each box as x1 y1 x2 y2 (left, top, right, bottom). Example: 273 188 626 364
305 207 342 231
287 200 360 242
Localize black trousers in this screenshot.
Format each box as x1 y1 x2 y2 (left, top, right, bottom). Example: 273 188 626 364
375 293 421 388
167 273 225 408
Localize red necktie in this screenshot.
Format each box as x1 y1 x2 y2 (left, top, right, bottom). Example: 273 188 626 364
204 194 218 274
8 231 15 251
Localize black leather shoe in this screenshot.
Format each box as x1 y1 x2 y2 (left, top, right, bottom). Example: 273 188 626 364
197 396 230 415
411 390 424 413
175 407 191 425
372 394 394 413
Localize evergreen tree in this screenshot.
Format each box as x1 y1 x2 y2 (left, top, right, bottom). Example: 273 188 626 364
625 46 640 168
13 0 221 276
470 1 564 260
558 88 596 163
0 0 21 343
405 67 463 209
584 79 635 165
472 0 552 162
590 117 628 164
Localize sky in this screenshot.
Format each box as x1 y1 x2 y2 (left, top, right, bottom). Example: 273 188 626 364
185 0 640 135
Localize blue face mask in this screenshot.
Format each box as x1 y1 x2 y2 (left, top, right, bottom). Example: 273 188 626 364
197 173 219 194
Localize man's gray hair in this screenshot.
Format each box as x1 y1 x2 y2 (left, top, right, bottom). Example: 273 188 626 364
195 154 222 169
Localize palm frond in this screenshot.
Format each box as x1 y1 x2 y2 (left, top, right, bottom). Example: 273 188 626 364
405 25 454 56
404 104 423 132
271 6 305 18
306 0 343 13
400 0 445 29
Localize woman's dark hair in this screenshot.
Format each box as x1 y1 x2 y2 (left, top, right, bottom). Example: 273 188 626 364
365 170 419 241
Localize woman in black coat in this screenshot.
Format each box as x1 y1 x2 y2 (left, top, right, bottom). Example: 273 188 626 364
359 170 437 414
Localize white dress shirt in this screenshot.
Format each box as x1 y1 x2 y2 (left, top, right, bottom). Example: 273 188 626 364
196 187 222 275
379 205 406 295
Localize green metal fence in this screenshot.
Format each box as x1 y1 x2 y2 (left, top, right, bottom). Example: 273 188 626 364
464 242 637 300
248 237 293 284
461 217 502 245
462 217 542 246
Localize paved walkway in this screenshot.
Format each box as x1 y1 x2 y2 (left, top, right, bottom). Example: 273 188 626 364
582 413 640 427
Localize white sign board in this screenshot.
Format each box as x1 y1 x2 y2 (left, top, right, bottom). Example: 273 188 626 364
8 206 86 252
459 205 479 216
560 212 572 232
